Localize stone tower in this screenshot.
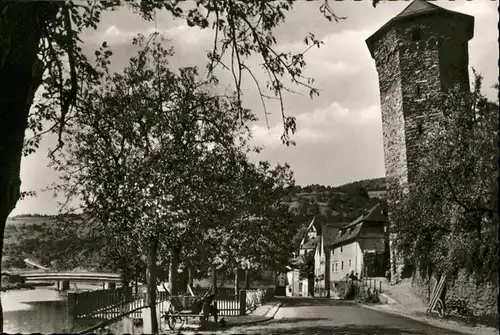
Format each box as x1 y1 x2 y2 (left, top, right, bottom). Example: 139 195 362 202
366 0 474 283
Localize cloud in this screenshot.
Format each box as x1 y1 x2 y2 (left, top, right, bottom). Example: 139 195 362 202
251 102 381 147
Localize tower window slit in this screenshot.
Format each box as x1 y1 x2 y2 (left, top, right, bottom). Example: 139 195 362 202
412 28 422 42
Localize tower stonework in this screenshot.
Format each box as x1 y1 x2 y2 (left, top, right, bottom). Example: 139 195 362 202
366 0 474 283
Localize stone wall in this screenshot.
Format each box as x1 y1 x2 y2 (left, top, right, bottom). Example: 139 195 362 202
411 269 499 321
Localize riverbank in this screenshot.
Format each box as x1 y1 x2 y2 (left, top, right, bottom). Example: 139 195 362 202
1 281 53 292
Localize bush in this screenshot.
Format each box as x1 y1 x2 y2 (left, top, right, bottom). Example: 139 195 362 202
4 274 25 284
337 280 360 300
356 288 380 303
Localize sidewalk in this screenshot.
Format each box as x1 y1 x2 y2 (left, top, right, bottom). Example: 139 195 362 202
161 299 282 333
360 279 498 335
223 300 282 326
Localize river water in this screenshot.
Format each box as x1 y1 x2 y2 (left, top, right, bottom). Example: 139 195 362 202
2 283 103 333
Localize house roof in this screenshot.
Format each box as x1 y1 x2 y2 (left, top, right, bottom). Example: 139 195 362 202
327 203 388 249
365 0 474 58
342 202 388 229
301 236 319 249
307 217 321 232
321 222 349 247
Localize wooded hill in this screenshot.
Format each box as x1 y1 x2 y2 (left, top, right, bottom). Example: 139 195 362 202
286 177 386 228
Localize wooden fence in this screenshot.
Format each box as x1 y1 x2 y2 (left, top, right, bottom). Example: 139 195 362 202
360 277 383 294
72 286 274 332
70 288 171 321
70 287 132 320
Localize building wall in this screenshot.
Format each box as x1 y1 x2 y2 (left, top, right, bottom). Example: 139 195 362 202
330 241 363 282
286 269 310 297
370 13 473 284
286 269 300 297
411 270 499 322
314 242 325 290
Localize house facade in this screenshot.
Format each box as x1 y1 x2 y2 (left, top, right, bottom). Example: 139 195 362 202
286 218 318 297
328 202 389 288
313 222 348 297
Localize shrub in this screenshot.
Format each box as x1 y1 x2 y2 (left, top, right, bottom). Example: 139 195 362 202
337 280 360 300
356 288 380 303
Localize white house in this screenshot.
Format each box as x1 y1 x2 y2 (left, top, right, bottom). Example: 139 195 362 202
328 202 389 288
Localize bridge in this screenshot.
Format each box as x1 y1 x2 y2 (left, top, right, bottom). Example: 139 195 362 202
19 271 121 283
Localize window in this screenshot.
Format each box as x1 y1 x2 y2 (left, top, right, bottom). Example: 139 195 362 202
349 259 352 267
340 246 343 253
411 28 422 41
299 282 303 292
332 248 335 255
341 261 344 271
333 262 338 272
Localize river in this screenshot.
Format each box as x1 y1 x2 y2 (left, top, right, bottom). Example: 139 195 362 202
2 283 104 333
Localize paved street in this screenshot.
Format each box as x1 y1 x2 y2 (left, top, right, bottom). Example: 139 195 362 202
211 297 465 334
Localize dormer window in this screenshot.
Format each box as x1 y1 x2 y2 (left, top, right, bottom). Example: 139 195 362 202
411 28 422 42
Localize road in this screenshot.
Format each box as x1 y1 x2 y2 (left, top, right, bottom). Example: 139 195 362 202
213 297 465 334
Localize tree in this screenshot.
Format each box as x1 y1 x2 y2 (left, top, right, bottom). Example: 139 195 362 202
53 34 257 332
293 250 315 281
213 161 298 274
391 72 499 284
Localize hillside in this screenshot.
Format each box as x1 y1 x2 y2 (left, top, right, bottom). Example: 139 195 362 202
3 214 91 271
286 177 386 226
333 177 386 194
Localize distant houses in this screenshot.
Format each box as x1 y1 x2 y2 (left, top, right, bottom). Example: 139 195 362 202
287 201 389 298
367 190 387 200
286 218 318 297
313 222 346 297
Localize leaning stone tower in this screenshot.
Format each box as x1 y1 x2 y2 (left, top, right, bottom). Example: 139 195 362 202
366 0 474 283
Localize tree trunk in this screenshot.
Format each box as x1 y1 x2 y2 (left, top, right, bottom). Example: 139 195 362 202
188 267 194 291
168 245 181 295
234 269 239 298
147 235 159 334
0 3 60 332
244 270 250 289
212 267 217 296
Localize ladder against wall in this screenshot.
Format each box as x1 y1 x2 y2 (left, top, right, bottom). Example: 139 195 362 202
426 274 446 315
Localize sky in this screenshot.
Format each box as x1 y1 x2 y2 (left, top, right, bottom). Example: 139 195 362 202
11 0 499 216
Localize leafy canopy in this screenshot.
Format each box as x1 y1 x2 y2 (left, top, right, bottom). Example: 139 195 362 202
391 72 499 283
